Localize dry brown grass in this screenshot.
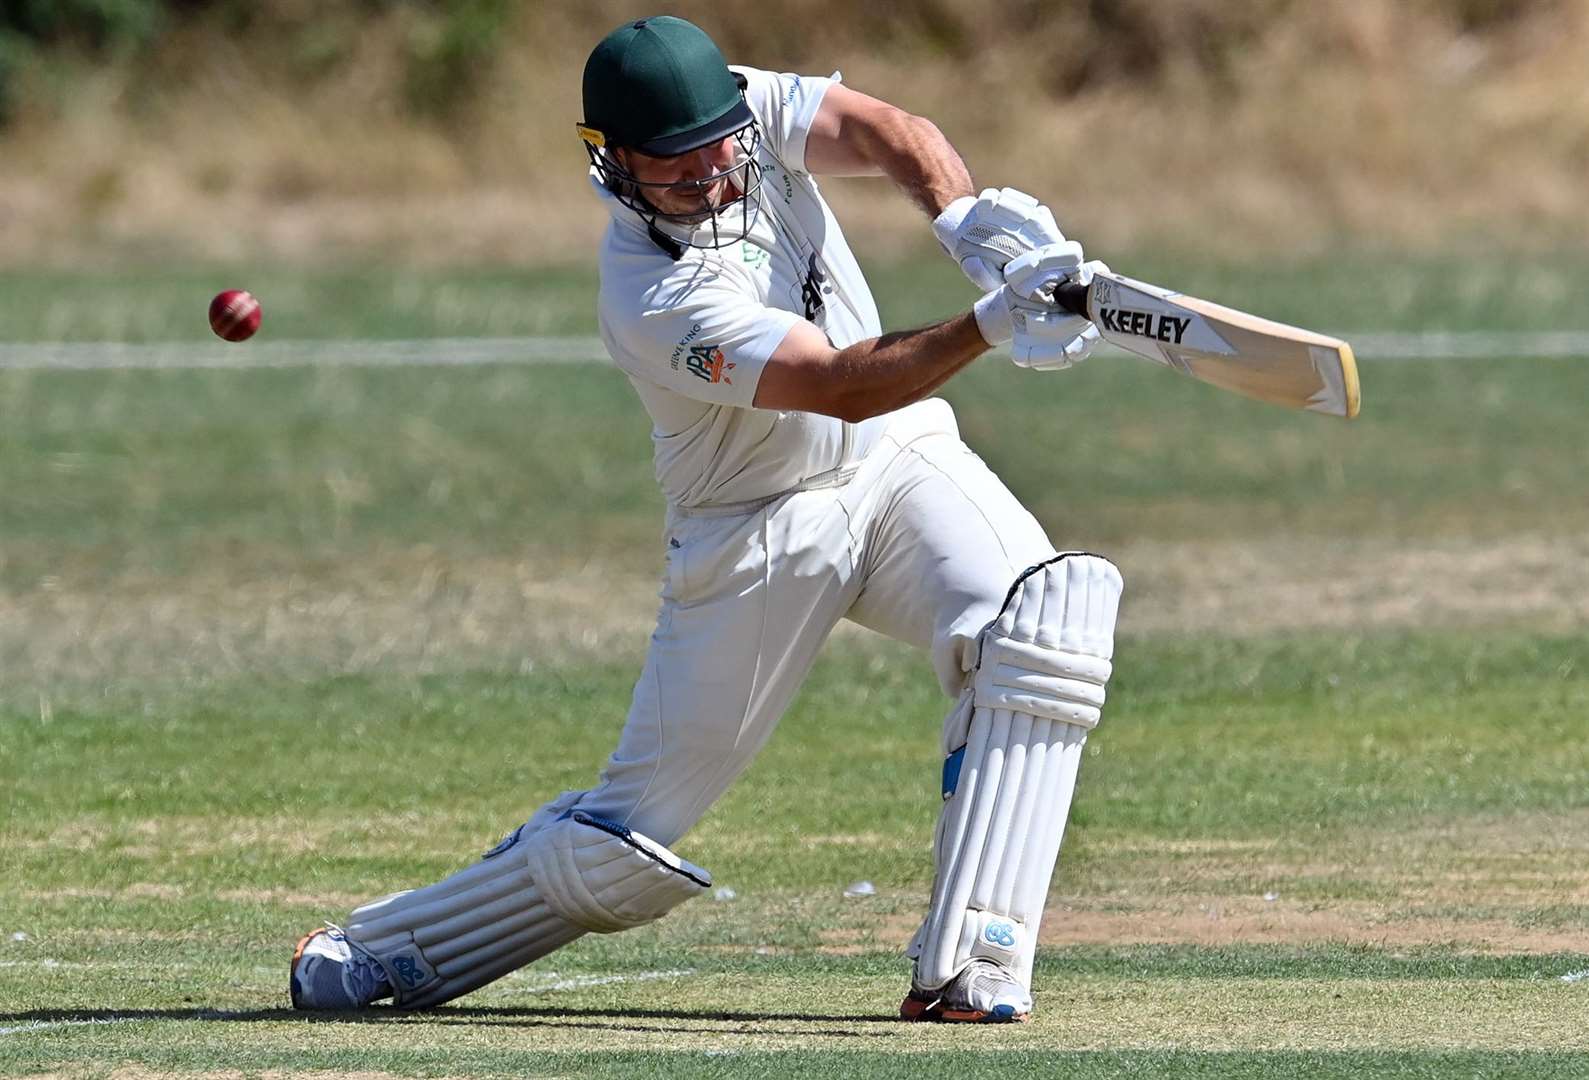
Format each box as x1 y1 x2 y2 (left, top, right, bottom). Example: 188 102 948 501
2 1 1587 266
97 1071 469 1080
831 901 1589 955
808 809 1589 956
5 533 1586 690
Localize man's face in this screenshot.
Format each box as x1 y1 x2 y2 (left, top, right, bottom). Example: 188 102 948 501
617 136 740 219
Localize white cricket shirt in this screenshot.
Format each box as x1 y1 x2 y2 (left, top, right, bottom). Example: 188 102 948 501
594 66 890 509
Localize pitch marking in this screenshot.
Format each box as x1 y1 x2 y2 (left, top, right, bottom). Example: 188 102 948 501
494 968 695 996
0 1017 141 1036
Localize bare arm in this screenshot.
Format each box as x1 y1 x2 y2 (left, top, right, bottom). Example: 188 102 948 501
802 83 973 217
752 315 990 423
758 85 993 421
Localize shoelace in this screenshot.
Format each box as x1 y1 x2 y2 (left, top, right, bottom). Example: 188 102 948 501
959 961 1019 1004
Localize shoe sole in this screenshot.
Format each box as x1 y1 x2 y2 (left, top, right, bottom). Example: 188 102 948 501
900 995 1029 1023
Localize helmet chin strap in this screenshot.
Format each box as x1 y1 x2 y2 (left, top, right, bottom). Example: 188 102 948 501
646 221 685 260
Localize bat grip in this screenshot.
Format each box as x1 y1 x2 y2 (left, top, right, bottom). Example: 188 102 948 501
1051 280 1091 318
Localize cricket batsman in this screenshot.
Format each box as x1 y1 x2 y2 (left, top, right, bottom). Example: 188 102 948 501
291 15 1123 1023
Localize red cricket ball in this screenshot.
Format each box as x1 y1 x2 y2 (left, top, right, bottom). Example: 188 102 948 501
209 289 262 342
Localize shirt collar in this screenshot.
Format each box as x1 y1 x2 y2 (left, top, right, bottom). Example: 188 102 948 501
589 168 653 242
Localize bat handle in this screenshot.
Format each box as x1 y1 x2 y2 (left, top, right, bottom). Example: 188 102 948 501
1051 279 1091 318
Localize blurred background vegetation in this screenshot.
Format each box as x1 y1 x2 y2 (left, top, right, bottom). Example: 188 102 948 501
1 0 1585 268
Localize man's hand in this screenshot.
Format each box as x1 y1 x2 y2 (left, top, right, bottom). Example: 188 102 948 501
933 187 1069 292
1004 250 1106 303
1010 252 1112 316
972 243 1103 371
972 286 1098 371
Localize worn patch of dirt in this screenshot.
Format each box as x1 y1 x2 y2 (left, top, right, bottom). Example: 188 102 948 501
1117 533 1589 636
18 884 187 902
105 1070 468 1080
9 813 497 861
1085 810 1589 901
17 885 365 909
821 898 1589 957
1039 900 1589 953
817 810 1589 955
1 554 666 689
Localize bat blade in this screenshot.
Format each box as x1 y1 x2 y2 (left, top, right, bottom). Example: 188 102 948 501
1062 271 1360 418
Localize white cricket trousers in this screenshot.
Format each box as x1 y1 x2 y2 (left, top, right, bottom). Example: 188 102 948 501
531 397 1056 847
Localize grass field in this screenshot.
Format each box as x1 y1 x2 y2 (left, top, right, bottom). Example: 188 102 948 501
3 256 1588 1077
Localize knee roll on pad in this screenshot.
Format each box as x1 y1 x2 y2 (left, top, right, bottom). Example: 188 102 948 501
520 810 712 933
912 553 1123 996
973 636 1110 728
344 812 711 1008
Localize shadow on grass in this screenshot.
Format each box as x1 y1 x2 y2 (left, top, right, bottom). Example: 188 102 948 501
1 1004 904 1039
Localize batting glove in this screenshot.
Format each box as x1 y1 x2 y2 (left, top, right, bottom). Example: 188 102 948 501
973 285 1099 371
933 187 1068 292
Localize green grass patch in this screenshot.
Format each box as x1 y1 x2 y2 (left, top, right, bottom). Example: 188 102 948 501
3 252 1589 342
2 260 1586 1074
6 633 1586 898
3 347 1588 593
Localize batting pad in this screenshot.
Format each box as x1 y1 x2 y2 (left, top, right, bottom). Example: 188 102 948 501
911 553 1122 995
344 812 711 1008
344 823 584 1009
521 810 712 932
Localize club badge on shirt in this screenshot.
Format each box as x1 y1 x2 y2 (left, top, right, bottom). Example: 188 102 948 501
801 253 826 322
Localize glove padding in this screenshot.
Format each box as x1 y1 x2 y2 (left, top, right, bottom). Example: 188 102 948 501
1006 250 1108 304
973 286 1100 371
933 187 1067 292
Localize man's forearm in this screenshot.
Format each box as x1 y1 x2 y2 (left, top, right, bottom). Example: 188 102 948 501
826 313 989 421
860 110 974 218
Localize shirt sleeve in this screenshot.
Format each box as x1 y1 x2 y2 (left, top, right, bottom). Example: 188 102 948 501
730 65 839 175
600 271 803 408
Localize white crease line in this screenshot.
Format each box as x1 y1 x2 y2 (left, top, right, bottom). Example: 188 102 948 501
494 968 694 996
0 332 1586 371
0 1017 140 1036
0 337 606 371
0 960 89 969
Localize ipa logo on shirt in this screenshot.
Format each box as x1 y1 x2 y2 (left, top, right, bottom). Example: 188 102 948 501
686 344 735 385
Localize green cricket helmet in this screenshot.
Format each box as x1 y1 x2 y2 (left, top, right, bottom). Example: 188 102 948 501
577 16 763 254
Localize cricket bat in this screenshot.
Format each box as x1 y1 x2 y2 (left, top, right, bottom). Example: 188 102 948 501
1051 270 1360 419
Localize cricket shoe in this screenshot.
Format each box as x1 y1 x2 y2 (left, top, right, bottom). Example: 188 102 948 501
900 959 1032 1023
290 926 393 1010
